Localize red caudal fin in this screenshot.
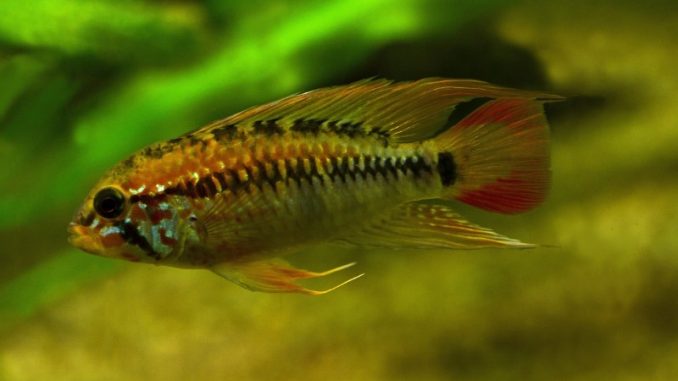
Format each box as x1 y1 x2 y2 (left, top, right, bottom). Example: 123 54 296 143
435 98 554 214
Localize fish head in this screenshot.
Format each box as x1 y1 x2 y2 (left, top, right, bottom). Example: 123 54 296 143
69 179 186 264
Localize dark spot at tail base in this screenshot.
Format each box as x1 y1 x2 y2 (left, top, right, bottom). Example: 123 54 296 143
437 152 457 186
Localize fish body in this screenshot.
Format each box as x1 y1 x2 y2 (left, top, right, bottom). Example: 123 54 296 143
69 78 559 294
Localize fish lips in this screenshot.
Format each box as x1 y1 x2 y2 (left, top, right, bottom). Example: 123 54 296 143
67 223 103 255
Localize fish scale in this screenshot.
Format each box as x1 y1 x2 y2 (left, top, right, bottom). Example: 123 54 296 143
184 134 440 252
126 132 436 203
69 78 559 294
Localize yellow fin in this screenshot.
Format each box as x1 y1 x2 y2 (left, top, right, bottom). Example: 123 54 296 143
197 78 561 143
335 202 535 250
211 259 363 295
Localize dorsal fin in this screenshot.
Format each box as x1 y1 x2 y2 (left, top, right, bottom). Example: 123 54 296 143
197 78 561 143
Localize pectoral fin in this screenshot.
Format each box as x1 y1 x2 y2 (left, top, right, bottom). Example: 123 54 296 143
335 202 535 250
211 259 363 295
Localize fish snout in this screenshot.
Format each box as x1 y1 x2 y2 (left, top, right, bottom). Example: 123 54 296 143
68 223 102 255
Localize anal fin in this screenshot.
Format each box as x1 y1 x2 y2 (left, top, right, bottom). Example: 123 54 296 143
212 259 363 295
335 202 535 250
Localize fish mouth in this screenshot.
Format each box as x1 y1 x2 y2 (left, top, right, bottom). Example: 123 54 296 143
68 223 102 255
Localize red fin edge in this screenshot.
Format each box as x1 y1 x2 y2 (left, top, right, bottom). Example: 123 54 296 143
456 173 549 214
437 98 551 214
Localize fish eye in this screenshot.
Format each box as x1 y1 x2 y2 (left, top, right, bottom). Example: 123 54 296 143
93 187 126 219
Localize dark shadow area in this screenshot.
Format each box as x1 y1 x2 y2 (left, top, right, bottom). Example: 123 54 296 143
305 23 614 133
543 95 608 121
635 257 678 340
328 25 550 89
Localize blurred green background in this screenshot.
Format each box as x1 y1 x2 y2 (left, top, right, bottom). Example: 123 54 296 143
1 0 677 380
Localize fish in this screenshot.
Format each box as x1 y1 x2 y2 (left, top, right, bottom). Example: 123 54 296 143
68 78 560 295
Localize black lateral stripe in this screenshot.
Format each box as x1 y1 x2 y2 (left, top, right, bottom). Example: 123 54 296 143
336 157 348 182
228 169 243 192
236 168 247 186
224 171 237 188
119 221 160 260
260 161 270 185
379 156 394 180
339 154 415 182
350 154 434 181
163 186 183 197
329 156 345 183
249 163 261 183
259 161 276 188
179 179 190 195
186 180 198 198
405 157 419 177
344 157 357 181
362 155 376 180
395 157 406 174
132 151 436 202
404 156 429 178
196 179 208 198
255 160 274 189
374 156 387 179
242 167 255 192
198 176 218 197
384 157 398 179
214 171 228 190
309 158 324 185
285 159 302 187
253 157 328 187
354 156 365 180
355 156 366 180
296 158 310 183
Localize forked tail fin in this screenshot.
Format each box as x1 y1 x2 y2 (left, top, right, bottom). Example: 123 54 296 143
435 98 553 214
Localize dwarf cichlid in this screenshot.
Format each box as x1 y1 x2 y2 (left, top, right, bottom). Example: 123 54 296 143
68 78 559 295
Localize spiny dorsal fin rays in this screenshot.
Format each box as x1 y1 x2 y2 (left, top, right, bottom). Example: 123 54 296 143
194 79 391 138
197 78 561 143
